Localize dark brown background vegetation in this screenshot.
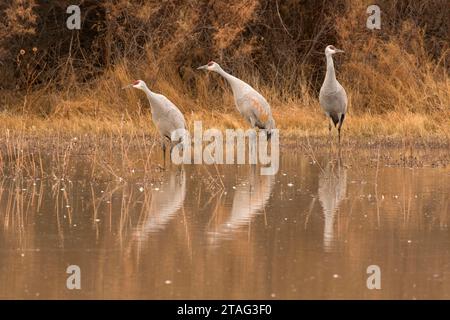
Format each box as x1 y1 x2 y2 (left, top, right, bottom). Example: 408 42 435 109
0 0 448 130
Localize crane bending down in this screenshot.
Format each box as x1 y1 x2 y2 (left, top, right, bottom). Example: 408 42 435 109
319 45 348 143
198 61 276 139
123 80 187 164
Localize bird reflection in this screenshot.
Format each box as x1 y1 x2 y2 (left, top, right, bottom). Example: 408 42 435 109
132 168 186 241
208 167 275 243
318 159 347 251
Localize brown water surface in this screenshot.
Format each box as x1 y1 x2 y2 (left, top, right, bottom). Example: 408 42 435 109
0 146 449 299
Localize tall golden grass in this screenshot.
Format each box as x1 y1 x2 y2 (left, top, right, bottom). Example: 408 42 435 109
0 0 448 139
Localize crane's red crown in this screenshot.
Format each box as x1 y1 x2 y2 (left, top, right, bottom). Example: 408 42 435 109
133 80 140 85
207 61 214 66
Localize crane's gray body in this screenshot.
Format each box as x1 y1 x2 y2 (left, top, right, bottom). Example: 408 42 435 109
319 81 348 126
146 92 186 140
235 90 275 131
221 69 275 131
200 62 275 133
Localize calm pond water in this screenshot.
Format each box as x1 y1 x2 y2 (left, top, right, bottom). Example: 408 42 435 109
0 146 449 299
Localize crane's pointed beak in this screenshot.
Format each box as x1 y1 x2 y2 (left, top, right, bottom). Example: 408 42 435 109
335 49 344 53
122 84 133 89
197 65 208 70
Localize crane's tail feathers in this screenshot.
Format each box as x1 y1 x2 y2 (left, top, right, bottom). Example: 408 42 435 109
266 130 272 141
266 117 276 130
266 117 276 141
330 113 339 127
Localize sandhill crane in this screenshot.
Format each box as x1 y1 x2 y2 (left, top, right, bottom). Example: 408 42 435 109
318 161 347 252
319 45 348 143
198 61 276 139
123 80 187 164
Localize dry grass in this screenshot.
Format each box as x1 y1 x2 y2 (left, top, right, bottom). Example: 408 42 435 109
0 106 448 141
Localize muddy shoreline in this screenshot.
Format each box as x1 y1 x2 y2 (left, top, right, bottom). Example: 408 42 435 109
0 134 448 178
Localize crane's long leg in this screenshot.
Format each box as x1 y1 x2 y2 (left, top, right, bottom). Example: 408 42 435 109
162 142 166 167
337 114 345 145
328 118 332 146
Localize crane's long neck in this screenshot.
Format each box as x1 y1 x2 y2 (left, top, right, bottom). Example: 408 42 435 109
215 66 245 96
141 84 162 112
323 54 338 92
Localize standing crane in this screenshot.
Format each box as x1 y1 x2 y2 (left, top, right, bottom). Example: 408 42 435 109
123 80 187 164
197 61 276 139
319 45 348 143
